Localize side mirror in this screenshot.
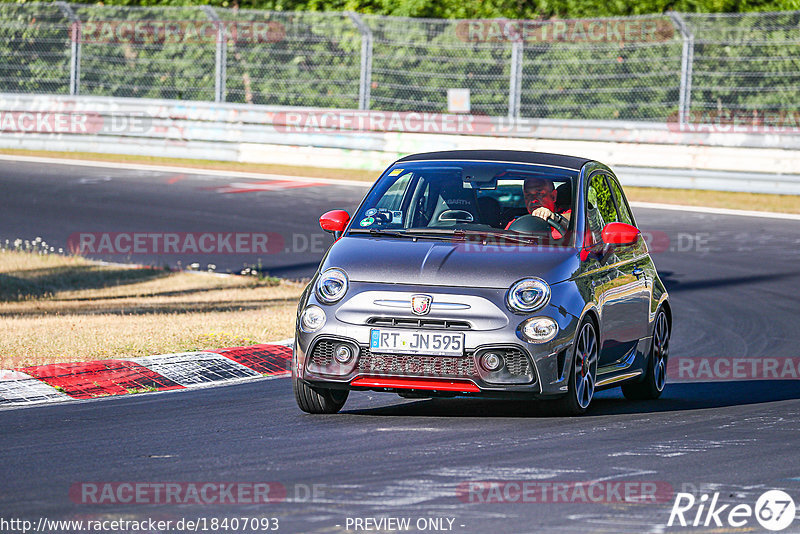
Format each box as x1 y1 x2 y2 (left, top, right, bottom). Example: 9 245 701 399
320 210 350 239
601 222 640 246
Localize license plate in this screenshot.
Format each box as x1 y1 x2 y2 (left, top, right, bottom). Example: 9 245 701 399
370 329 464 356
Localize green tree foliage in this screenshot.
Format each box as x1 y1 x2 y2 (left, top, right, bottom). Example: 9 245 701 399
1 1 798 125
35 0 800 18
0 4 71 94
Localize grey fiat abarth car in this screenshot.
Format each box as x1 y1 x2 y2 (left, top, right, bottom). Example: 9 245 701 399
293 150 671 415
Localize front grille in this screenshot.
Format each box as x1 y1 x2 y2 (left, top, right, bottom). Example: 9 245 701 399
366 317 471 330
357 347 478 378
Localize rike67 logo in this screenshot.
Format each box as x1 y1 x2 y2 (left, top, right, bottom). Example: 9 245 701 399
668 489 796 531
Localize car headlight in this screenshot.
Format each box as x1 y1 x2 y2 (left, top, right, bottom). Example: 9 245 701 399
300 305 326 332
520 317 559 343
506 278 550 313
315 268 348 304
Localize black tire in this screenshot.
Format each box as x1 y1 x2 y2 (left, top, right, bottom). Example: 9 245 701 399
552 318 599 416
622 309 670 401
293 378 348 414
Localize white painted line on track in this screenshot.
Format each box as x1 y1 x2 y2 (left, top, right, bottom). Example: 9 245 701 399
0 154 372 188
2 154 797 219
630 201 800 221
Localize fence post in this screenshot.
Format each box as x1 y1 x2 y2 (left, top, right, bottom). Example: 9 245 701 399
56 1 80 96
201 6 227 103
347 12 373 111
508 40 523 119
669 12 694 127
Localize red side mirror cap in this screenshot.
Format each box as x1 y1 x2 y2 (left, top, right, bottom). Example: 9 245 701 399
601 222 640 246
320 210 350 234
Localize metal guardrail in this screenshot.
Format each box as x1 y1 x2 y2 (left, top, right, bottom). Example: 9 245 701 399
615 166 800 195
2 93 800 149
1 93 799 194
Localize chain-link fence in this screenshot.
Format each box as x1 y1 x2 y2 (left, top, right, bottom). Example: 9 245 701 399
1 3 799 126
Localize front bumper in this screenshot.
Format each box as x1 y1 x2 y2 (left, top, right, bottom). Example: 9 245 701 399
295 283 580 398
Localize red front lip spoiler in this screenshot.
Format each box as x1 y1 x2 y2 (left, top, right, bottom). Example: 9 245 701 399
350 376 481 393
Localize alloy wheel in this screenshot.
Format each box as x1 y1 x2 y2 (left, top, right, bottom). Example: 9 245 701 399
574 322 598 409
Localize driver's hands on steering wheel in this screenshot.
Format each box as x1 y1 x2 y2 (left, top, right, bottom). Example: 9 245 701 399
530 207 554 220
530 206 567 237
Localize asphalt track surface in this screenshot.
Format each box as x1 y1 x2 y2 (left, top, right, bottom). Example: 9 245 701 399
2 159 800 533
0 159 363 278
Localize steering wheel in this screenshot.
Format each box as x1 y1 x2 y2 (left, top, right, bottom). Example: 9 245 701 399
506 214 566 237
545 214 567 237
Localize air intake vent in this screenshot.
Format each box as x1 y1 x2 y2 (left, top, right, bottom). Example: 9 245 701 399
502 348 531 377
309 339 335 367
366 317 471 330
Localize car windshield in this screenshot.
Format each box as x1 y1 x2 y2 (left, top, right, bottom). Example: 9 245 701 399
349 160 578 246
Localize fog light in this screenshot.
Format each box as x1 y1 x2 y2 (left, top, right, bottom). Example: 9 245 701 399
300 305 326 333
520 317 558 343
480 352 503 372
334 344 354 364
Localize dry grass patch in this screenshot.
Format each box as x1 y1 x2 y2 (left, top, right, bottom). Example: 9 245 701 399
626 186 800 214
0 248 303 368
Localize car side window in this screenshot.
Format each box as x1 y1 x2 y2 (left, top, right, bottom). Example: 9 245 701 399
607 177 635 226
585 174 618 243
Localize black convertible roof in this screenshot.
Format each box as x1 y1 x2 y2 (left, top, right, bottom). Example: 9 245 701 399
396 150 591 170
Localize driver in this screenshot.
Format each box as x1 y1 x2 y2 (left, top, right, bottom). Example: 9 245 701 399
505 177 571 239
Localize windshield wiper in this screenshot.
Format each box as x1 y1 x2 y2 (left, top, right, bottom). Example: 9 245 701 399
349 228 539 245
349 228 406 237
348 229 445 240
459 230 540 245
402 228 540 245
